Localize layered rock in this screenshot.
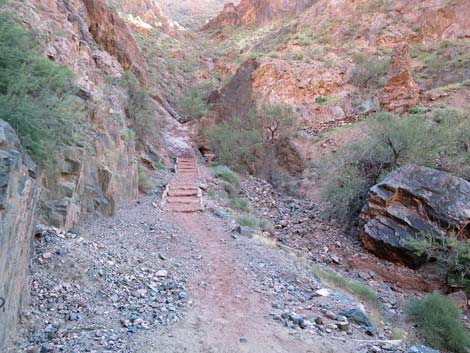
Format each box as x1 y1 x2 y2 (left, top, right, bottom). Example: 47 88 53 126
204 0 315 29
112 0 185 35
360 165 470 268
83 0 148 84
380 43 419 112
10 0 179 228
0 120 39 350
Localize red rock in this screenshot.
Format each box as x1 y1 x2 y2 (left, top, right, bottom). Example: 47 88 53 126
448 291 468 310
380 43 419 113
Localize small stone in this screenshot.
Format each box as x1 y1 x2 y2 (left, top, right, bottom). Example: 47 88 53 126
325 310 336 320
127 326 138 333
42 252 53 260
314 316 323 325
156 269 168 277
288 312 303 326
239 338 248 343
40 344 53 353
315 288 331 297
337 321 349 331
69 313 84 321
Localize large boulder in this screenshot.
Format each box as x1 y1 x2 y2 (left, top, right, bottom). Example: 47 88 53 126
0 120 39 350
360 165 470 268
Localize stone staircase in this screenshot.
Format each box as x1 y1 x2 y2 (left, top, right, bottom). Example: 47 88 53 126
163 157 204 213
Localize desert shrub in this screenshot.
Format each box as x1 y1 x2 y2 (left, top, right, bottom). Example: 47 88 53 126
319 109 470 222
0 11 84 166
177 81 213 120
207 104 297 170
258 218 274 232
257 104 297 141
236 214 260 228
208 116 263 170
228 197 252 211
308 264 380 307
407 233 470 292
350 53 389 88
138 166 155 194
212 165 240 186
120 72 158 139
223 182 238 196
236 214 273 232
153 161 165 170
406 293 470 352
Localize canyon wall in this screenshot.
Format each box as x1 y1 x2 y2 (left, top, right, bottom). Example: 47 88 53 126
0 120 39 349
10 0 185 229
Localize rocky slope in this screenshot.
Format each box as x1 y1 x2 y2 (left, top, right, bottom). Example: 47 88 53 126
204 0 316 29
199 0 470 179
6 0 193 229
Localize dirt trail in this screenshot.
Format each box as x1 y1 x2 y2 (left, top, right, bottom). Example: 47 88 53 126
136 158 356 353
140 212 347 353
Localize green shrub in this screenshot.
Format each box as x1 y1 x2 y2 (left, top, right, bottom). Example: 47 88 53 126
0 11 84 166
207 104 296 170
235 214 273 232
228 197 252 211
308 264 380 307
120 72 158 139
223 182 238 196
319 109 470 222
138 167 155 194
407 233 470 292
258 218 274 232
208 116 263 170
236 214 260 228
406 293 470 352
212 165 240 186
350 53 389 88
177 82 213 120
153 161 165 170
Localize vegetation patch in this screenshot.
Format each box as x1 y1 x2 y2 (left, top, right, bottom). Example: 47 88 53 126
212 165 240 187
309 264 380 308
236 214 274 232
318 109 470 222
0 11 85 166
228 197 252 211
406 293 470 353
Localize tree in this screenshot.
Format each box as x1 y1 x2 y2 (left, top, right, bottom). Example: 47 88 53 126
257 104 296 142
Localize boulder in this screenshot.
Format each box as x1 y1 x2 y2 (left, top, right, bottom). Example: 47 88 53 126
380 43 419 113
360 165 470 268
0 120 39 350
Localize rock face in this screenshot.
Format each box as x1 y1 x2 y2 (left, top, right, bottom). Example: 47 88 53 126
83 0 148 84
204 0 315 29
114 0 184 35
380 43 419 112
0 120 39 350
360 165 470 267
9 0 180 229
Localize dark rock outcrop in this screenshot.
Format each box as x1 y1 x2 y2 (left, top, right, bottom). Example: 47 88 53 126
0 120 39 350
360 165 470 268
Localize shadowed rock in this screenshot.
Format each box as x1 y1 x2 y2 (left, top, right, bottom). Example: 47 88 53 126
360 165 470 268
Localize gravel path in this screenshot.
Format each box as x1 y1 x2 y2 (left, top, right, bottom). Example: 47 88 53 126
13 169 405 353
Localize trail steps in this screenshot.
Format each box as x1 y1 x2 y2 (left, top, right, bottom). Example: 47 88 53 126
163 157 204 213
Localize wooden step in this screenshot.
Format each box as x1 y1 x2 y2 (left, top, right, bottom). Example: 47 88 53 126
167 189 198 197
166 197 200 204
